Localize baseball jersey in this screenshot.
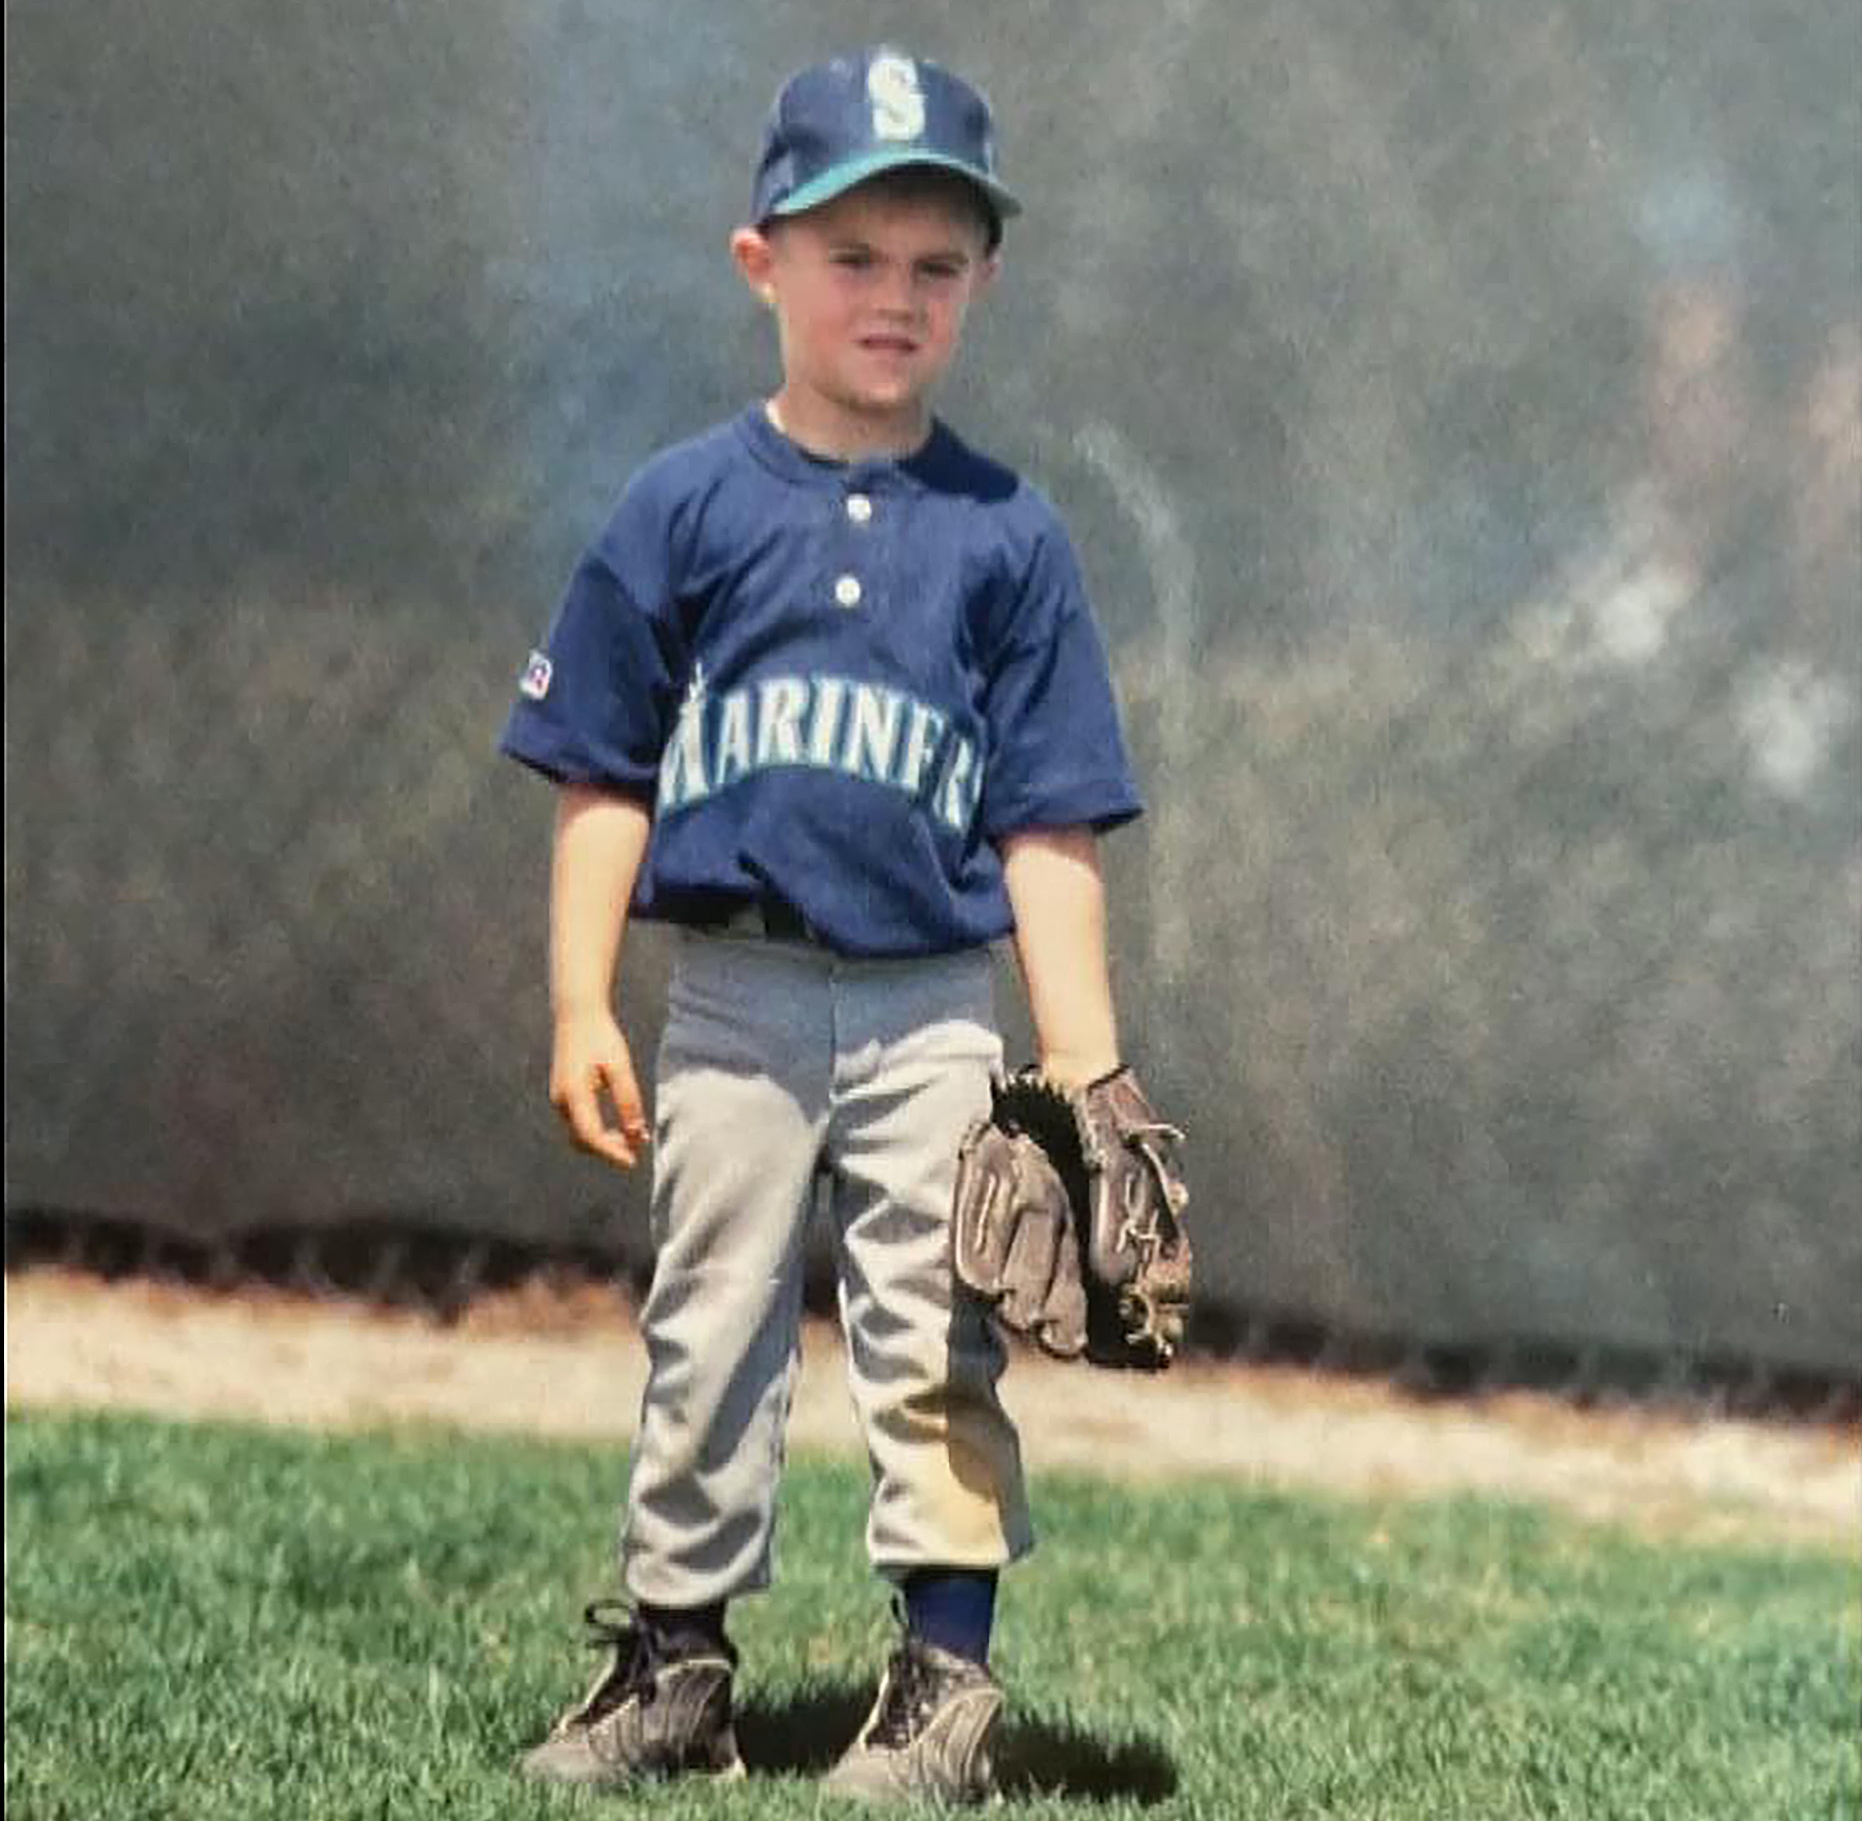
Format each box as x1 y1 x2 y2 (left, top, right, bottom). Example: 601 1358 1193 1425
499 405 1141 957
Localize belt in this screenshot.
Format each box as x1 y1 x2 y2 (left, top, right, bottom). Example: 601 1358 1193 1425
694 898 815 942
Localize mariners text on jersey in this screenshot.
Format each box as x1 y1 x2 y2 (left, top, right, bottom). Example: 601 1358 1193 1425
499 404 1141 958
657 665 981 834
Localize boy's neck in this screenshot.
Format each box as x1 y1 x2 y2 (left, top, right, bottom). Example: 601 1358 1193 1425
765 391 933 464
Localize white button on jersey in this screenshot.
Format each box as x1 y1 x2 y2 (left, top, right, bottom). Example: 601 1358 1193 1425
834 573 863 609
845 493 874 524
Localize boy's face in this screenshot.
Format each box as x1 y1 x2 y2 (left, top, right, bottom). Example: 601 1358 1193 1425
732 180 997 455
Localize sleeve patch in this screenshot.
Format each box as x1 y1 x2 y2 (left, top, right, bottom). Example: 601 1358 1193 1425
519 650 554 701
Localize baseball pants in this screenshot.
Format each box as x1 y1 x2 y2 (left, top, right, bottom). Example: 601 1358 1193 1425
619 926 1033 1609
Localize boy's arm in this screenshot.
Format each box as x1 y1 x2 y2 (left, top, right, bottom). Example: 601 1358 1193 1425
999 825 1121 1086
549 783 654 1169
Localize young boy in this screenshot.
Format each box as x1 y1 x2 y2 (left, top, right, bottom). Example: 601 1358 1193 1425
499 46 1143 1804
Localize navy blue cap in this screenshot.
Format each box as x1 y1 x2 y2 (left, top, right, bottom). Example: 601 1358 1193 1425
751 48 1020 238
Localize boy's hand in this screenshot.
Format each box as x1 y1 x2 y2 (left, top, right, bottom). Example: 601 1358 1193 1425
549 1009 649 1169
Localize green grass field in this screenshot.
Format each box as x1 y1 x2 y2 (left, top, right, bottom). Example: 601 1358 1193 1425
5 1409 1856 1820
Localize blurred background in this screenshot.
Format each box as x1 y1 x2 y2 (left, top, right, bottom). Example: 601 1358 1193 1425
6 0 1858 1394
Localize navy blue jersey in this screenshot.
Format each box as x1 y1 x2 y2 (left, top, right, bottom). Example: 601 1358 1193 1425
500 406 1141 957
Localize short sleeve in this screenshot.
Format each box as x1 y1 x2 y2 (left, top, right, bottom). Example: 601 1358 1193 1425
497 481 686 797
978 519 1143 839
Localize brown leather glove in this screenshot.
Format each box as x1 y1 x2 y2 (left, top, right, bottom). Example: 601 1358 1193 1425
953 1066 1191 1368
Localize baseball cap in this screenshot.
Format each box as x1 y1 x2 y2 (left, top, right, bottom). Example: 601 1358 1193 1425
751 48 1020 241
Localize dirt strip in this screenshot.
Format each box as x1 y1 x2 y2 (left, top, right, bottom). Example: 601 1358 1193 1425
6 1270 1855 1545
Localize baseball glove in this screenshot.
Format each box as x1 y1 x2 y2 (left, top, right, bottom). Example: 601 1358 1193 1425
952 1066 1191 1368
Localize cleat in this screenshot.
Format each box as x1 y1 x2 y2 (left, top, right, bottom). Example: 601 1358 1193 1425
518 1600 745 1787
824 1631 1002 1805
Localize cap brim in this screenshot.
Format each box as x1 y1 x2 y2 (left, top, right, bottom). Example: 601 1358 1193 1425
768 148 1021 224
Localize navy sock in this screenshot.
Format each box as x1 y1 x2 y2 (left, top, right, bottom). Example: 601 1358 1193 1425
902 1568 998 1666
638 1599 729 1660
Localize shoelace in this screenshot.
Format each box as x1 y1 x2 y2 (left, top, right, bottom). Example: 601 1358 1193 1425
865 1641 945 1750
569 1600 661 1724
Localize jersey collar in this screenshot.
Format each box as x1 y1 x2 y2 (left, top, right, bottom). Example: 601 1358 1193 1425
736 403 962 494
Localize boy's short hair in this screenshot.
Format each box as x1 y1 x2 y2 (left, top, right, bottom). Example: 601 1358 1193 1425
752 48 1018 254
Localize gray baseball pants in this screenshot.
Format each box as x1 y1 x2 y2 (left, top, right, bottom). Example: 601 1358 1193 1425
619 926 1033 1609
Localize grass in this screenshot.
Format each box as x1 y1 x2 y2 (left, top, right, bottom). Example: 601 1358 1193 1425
5 1409 1857 1820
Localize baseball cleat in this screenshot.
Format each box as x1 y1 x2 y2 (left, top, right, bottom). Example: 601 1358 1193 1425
518 1601 745 1787
823 1631 1003 1804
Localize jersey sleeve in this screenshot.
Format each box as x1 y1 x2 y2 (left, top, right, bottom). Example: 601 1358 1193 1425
497 479 686 799
978 517 1143 840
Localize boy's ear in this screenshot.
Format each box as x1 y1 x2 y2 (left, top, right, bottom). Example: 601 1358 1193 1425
975 248 1002 295
730 225 777 305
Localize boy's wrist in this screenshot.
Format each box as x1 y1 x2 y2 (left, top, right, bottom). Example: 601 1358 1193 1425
552 994 616 1027
1036 1045 1121 1088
